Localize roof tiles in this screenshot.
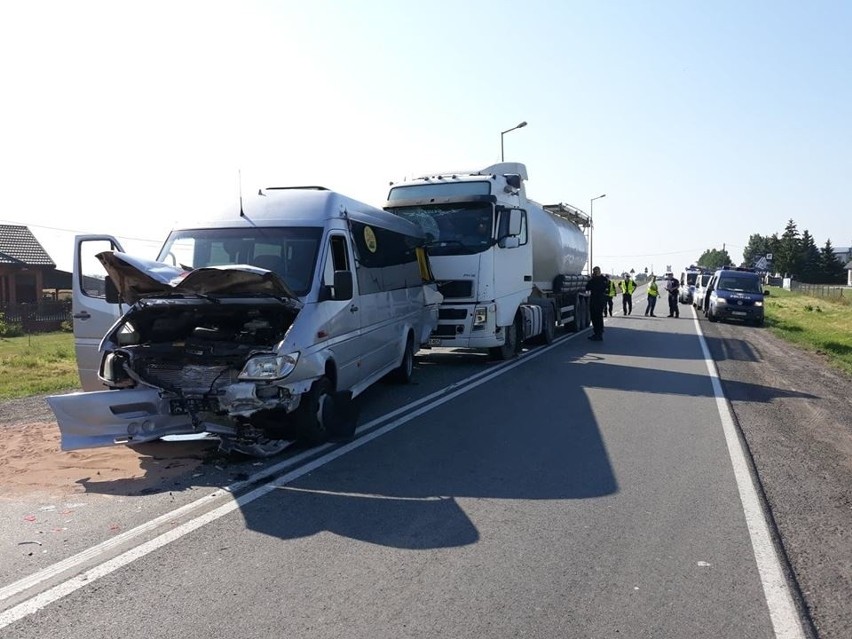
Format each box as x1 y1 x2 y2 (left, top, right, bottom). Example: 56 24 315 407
0 224 56 266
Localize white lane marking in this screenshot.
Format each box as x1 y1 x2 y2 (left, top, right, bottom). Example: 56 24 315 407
0 346 516 608
0 330 580 628
692 309 806 639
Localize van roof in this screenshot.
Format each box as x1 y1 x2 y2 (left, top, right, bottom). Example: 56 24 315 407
175 187 424 238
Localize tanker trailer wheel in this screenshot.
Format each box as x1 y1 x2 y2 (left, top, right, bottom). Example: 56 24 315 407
490 314 521 360
570 295 586 332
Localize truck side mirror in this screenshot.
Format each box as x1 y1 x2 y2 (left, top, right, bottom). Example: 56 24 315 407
508 209 523 236
498 237 521 249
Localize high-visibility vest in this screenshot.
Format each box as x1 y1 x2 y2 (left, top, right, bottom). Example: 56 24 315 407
620 279 636 295
607 280 617 296
649 281 659 297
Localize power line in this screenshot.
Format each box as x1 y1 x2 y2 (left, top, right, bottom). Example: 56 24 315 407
0 218 163 244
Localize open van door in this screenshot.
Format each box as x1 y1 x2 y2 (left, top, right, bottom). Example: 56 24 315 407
72 235 125 390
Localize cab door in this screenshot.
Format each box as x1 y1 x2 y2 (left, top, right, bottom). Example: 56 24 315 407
72 235 124 391
315 233 362 391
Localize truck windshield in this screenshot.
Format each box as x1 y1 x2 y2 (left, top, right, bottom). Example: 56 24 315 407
157 227 323 296
386 203 494 256
387 181 491 202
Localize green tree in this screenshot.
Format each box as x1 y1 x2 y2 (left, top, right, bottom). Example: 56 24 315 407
776 219 803 277
799 230 821 283
743 233 771 268
819 239 846 284
697 248 732 269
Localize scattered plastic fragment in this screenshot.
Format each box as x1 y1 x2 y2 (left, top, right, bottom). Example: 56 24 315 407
23 515 36 522
697 561 711 567
18 540 42 546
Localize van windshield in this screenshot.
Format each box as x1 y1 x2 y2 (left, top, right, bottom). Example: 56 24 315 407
386 203 494 256
717 275 762 294
157 227 323 296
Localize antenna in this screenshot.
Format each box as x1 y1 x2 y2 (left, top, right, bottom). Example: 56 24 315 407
239 169 245 217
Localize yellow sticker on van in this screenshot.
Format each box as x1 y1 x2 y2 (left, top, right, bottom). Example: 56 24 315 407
364 226 377 253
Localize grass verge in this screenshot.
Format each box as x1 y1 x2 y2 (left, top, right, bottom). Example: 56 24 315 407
765 287 852 376
0 332 79 400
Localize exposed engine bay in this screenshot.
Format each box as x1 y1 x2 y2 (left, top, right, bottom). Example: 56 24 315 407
98 298 304 456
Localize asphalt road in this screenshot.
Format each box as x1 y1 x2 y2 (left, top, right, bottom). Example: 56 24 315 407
1 303 832 638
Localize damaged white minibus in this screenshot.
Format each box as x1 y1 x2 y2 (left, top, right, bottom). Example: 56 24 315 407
48 187 441 457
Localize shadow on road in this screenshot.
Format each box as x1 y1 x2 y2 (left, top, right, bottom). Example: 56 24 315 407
72 324 816 550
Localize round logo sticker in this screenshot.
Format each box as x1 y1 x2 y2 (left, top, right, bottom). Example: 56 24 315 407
364 226 377 253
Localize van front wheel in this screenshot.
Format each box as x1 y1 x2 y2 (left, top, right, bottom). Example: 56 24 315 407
294 376 334 445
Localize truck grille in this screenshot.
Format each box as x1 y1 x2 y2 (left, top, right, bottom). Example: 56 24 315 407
438 308 469 320
437 280 473 299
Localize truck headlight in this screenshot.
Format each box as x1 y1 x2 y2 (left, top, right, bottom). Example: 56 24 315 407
239 352 300 380
754 301 763 307
715 297 727 304
473 306 488 326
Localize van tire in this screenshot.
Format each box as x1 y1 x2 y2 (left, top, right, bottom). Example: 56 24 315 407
294 376 334 445
390 335 415 384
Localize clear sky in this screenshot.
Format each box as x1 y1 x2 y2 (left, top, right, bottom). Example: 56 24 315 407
2 0 850 276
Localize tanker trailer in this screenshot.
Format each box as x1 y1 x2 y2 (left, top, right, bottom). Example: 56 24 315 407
385 162 591 360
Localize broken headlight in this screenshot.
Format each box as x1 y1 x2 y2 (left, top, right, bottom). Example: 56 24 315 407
238 352 299 381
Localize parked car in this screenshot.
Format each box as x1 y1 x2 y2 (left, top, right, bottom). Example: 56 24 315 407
692 272 712 309
678 267 702 304
48 188 442 457
704 267 767 326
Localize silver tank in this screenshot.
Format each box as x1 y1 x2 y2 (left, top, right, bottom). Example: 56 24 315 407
527 202 588 289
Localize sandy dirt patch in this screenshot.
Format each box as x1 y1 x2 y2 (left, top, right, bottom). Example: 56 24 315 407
0 418 218 501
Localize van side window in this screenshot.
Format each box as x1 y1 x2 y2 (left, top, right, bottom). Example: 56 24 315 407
323 235 350 285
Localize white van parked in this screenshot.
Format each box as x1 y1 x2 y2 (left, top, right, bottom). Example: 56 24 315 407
48 187 441 457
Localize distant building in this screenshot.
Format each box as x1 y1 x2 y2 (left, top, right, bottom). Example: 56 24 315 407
0 224 57 304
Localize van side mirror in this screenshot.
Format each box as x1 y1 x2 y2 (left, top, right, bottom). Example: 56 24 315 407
332 270 353 301
105 276 121 304
763 289 770 296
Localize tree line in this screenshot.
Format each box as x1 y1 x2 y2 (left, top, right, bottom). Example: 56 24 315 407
697 219 847 284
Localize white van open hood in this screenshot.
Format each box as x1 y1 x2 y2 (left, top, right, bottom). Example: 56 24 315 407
97 251 300 304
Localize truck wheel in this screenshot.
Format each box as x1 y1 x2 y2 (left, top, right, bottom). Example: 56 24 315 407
708 308 718 322
490 316 520 360
294 376 334 445
533 305 556 345
572 297 586 332
389 334 415 383
542 306 556 344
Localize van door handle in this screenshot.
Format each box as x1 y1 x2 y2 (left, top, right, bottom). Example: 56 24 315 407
73 311 91 320
349 305 359 313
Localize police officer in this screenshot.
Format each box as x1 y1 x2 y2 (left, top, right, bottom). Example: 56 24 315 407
619 274 636 315
666 276 680 318
606 277 617 317
585 266 609 341
645 275 659 316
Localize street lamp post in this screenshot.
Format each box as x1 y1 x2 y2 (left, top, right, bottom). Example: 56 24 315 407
500 121 527 161
589 193 606 273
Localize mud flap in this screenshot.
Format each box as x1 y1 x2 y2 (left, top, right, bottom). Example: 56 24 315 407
325 391 359 441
